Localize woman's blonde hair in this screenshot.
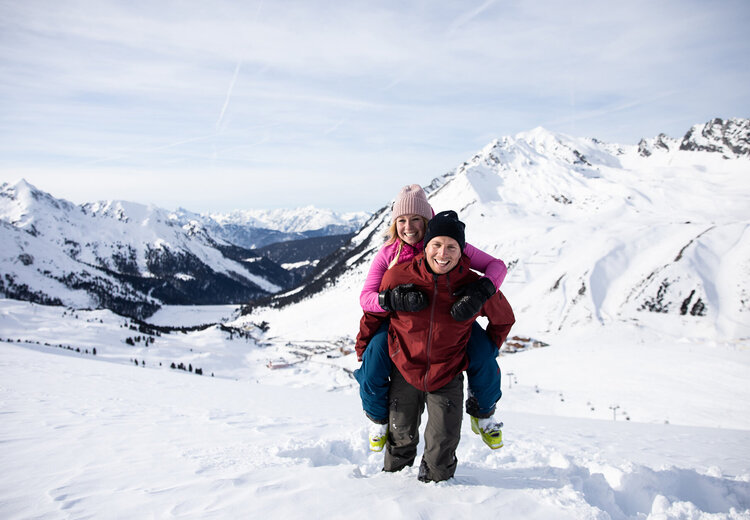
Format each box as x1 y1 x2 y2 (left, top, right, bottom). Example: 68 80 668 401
384 215 430 269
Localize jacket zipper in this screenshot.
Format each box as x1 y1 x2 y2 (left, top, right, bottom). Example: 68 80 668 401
424 273 439 391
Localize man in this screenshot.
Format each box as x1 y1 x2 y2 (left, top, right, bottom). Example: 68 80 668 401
356 210 515 483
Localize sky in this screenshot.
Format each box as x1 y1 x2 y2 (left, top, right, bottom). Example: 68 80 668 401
1 0 748 214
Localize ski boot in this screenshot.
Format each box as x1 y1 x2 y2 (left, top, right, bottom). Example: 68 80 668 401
369 422 388 452
470 416 503 450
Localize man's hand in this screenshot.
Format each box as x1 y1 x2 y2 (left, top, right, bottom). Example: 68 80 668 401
450 277 496 321
379 283 428 312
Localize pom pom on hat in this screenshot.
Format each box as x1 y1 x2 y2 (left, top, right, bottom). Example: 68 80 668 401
392 184 432 222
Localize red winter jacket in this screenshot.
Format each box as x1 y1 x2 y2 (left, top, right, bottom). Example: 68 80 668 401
355 254 515 392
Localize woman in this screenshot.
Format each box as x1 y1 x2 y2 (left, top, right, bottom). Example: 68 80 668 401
355 184 507 451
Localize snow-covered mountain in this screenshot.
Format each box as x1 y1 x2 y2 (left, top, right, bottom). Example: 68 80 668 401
0 181 291 318
0 181 369 319
3 117 748 334
176 206 368 249
252 117 750 341
210 206 368 234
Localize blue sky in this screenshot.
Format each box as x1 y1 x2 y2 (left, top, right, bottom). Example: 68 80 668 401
1 0 748 213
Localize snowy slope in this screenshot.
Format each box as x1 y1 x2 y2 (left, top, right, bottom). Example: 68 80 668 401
426 125 750 339
1 300 749 519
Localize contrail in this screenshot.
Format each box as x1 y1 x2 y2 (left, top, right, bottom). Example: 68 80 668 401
448 0 497 34
215 0 263 131
216 60 242 130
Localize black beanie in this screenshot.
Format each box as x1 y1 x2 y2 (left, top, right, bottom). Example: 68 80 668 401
423 210 466 251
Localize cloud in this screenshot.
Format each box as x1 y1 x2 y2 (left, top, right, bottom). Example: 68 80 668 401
1 0 749 212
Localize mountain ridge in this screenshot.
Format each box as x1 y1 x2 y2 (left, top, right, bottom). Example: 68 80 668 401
246 118 750 341
1 181 360 318
3 118 748 334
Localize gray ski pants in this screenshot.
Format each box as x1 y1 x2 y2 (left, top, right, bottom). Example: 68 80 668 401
383 368 463 482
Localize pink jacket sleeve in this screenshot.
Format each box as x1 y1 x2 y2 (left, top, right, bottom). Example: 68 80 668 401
463 242 507 290
359 246 392 312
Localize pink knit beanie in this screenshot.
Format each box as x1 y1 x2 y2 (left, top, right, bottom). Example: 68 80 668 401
391 184 432 222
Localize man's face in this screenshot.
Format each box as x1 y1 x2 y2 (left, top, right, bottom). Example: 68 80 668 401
425 236 461 274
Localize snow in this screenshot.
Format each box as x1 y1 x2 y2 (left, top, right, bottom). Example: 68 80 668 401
2 122 750 518
147 304 239 327
280 260 316 270
1 298 749 519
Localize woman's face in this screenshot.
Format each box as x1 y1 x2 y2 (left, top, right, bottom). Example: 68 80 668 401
395 214 425 245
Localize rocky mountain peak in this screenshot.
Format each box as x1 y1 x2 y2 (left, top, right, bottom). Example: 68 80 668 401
679 117 750 158
638 133 680 157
